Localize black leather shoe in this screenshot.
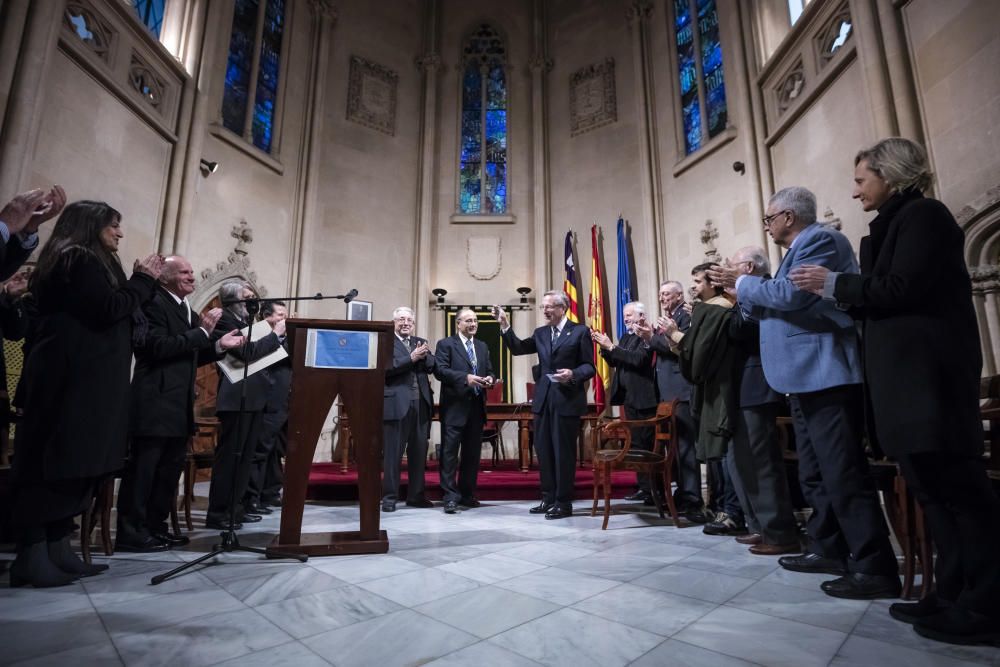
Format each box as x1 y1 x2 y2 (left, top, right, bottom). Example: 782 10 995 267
245 503 273 515
205 518 243 531
682 507 716 524
405 499 434 508
778 552 847 576
545 506 573 520
262 497 282 508
914 607 1000 646
624 490 651 502
821 573 901 600
889 596 951 625
529 502 555 514
382 501 396 513
444 501 458 514
152 532 190 547
458 498 481 508
116 537 170 553
240 513 263 523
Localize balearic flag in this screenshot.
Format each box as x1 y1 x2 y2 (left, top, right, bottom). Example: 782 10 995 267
588 225 610 412
563 231 580 323
615 216 632 339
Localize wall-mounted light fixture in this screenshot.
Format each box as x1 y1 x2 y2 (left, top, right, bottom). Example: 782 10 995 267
516 286 532 304
432 288 447 304
200 159 219 176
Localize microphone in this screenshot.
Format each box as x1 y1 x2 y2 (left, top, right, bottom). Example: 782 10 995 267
343 288 358 303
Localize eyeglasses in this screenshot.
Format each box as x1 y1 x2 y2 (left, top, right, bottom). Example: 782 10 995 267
762 210 789 227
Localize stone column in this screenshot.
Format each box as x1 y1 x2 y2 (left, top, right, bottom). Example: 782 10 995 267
0 0 65 197
849 0 897 138
529 0 552 293
287 0 337 311
971 264 1000 375
874 0 924 144
412 0 440 327
0 0 31 133
627 0 666 290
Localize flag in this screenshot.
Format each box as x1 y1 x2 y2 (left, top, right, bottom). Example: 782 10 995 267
562 231 580 323
588 225 611 412
615 216 632 339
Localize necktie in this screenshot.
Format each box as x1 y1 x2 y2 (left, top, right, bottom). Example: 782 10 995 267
551 326 559 344
181 298 191 326
466 339 480 395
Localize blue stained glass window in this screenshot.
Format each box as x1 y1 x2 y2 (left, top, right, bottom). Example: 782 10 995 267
459 26 507 214
251 0 284 151
130 0 166 38
697 0 727 139
675 0 701 154
674 0 727 154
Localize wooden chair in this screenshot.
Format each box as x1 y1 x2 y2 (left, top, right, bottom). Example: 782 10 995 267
80 475 115 564
591 401 680 529
180 406 219 530
482 382 506 467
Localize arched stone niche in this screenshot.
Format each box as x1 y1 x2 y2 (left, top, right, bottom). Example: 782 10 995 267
959 184 1000 375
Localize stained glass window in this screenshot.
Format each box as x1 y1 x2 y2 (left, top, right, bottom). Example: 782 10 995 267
222 0 285 153
459 25 507 214
674 0 728 155
130 0 166 38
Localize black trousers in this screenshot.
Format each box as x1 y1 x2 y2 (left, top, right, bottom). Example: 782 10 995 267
116 435 187 542
729 403 799 544
382 399 429 503
672 401 703 509
207 410 262 523
534 400 579 508
260 426 286 502
789 385 897 575
245 409 287 506
439 414 485 503
896 451 1000 617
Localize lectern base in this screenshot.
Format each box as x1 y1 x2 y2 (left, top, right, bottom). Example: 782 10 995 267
267 530 389 557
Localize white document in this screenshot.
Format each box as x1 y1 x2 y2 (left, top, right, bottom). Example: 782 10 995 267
216 320 288 384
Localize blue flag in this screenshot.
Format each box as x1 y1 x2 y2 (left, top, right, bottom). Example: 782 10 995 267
615 217 632 339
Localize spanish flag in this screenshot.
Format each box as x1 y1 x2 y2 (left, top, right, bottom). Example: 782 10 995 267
588 225 610 412
563 231 580 323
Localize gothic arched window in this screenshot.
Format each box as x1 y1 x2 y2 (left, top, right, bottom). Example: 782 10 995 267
129 0 166 37
673 0 728 154
459 25 508 215
222 0 285 153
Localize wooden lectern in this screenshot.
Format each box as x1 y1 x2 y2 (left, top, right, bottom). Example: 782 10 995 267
268 318 393 557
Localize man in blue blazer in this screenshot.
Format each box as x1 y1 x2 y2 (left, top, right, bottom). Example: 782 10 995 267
495 291 595 519
435 309 495 514
716 186 899 600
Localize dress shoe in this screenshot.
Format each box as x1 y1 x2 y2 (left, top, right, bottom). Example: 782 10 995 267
9 542 79 588
735 533 762 545
749 542 800 556
405 498 434 508
48 536 109 576
262 496 282 508
889 596 951 625
152 532 190 547
458 498 481 508
240 513 263 523
914 607 1000 647
205 518 243 531
702 512 749 536
778 552 847 576
545 506 573 520
529 502 555 514
245 503 273 515
682 507 716 524
624 490 651 502
115 536 170 553
381 501 397 513
820 573 901 600
444 501 458 514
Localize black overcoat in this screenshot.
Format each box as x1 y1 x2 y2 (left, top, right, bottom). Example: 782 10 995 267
833 190 983 457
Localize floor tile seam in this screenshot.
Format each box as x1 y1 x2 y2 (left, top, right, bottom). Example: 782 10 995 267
407 588 563 643
271 583 411 640
719 598 867 635
99 587 257 642
85 575 152 667
564 599 675 642
651 636 770 667
627 575 753 606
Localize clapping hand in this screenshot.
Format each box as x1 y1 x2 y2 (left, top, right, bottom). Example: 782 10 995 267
134 253 164 279
200 307 223 333
590 330 613 350
788 264 830 295
410 341 430 362
218 329 245 350
491 304 509 329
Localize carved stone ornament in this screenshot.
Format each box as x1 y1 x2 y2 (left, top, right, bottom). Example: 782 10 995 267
776 60 806 116
195 220 267 298
570 58 617 137
970 264 1000 295
527 52 554 74
307 0 338 21
700 220 721 263
816 7 853 66
819 207 843 231
415 53 442 73
957 183 1000 229
64 1 114 62
128 53 166 110
466 236 502 281
626 0 654 24
346 56 398 136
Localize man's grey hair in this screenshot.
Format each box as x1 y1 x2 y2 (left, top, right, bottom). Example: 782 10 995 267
543 290 570 309
624 301 646 315
456 308 477 321
769 186 817 226
392 306 414 320
219 279 249 320
659 280 684 294
733 246 770 276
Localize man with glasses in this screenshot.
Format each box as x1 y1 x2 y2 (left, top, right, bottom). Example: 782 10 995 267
708 187 899 599
494 292 595 519
381 307 436 512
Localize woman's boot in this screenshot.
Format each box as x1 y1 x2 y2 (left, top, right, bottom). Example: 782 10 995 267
48 535 109 576
9 541 79 587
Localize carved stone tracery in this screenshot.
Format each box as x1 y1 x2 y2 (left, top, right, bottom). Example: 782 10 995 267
128 53 165 110
346 55 398 136
570 59 617 137
776 60 805 116
64 1 114 62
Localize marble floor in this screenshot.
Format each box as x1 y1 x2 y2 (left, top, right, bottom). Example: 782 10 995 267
2 489 999 667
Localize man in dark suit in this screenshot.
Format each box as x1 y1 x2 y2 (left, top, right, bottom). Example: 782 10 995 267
382 306 436 512
592 301 658 501
636 281 711 523
495 291 595 520
116 256 243 550
206 280 284 530
243 300 291 515
435 309 494 514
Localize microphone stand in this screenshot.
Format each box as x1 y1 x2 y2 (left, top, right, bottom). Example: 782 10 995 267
151 291 356 584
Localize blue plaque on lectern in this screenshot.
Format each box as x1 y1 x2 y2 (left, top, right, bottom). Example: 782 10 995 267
305 329 378 369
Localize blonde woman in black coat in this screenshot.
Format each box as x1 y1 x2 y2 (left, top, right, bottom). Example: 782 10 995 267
11 201 162 587
791 138 1000 646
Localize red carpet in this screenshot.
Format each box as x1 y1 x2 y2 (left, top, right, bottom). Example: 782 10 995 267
306 460 637 502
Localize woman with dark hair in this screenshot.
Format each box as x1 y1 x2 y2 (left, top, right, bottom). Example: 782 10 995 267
10 200 162 587
791 137 1000 646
